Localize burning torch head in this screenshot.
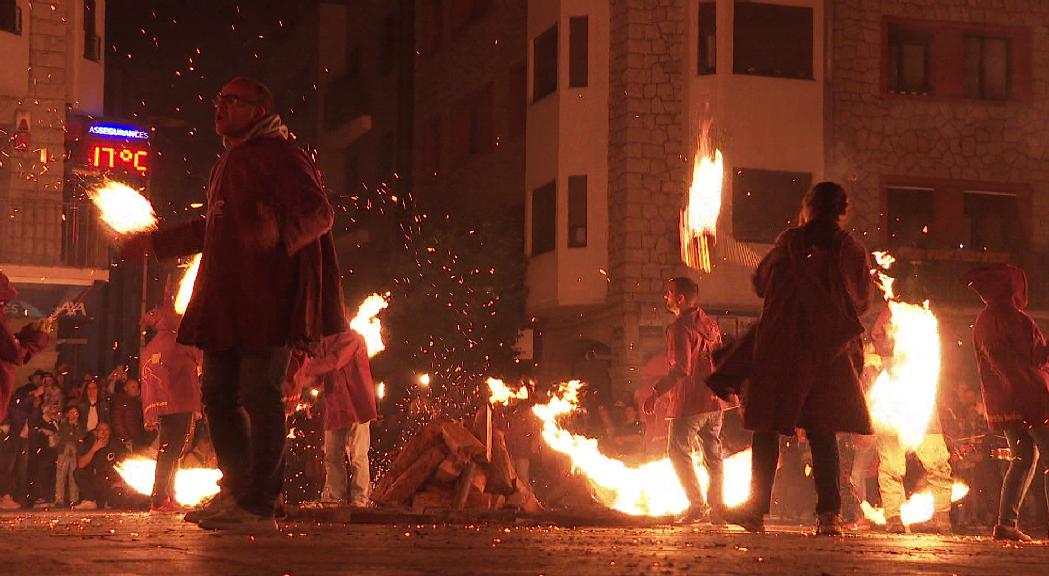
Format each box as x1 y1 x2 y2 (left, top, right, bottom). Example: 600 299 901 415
0 271 17 303
964 263 1028 310
801 181 849 225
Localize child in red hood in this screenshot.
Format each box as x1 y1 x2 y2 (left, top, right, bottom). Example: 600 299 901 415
0 272 49 423
966 263 1049 542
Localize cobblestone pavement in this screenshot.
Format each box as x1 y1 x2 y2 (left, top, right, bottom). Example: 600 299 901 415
0 511 1045 576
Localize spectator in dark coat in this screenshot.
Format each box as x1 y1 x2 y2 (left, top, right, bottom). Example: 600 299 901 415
110 378 150 451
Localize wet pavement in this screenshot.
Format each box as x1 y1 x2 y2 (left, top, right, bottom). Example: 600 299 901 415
0 510 1045 576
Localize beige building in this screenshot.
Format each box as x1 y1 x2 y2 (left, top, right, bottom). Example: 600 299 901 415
526 0 1049 399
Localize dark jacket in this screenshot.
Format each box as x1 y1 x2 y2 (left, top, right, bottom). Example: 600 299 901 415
967 264 1049 430
110 391 146 449
151 136 347 351
76 394 111 438
739 223 873 435
652 307 725 418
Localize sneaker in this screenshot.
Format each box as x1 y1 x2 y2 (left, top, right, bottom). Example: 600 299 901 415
675 506 709 525
885 515 907 534
184 490 235 524
0 495 21 510
816 512 843 536
913 511 952 535
196 506 279 534
992 524 1033 543
724 508 766 533
150 498 185 513
349 499 373 509
72 500 98 511
32 499 51 509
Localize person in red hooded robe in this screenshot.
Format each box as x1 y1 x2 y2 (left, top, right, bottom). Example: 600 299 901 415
140 303 203 512
966 263 1049 542
300 329 377 506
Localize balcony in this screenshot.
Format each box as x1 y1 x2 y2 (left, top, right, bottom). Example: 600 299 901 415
0 198 111 279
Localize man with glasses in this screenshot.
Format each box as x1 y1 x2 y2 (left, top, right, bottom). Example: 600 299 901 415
124 77 347 532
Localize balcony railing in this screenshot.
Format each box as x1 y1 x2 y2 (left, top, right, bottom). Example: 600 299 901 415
0 198 111 270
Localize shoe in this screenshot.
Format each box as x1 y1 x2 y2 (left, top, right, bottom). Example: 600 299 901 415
913 511 953 535
885 515 907 534
184 490 235 524
816 512 843 536
708 509 727 526
197 506 279 534
992 524 1033 542
0 495 21 510
32 499 50 509
675 506 709 525
724 508 765 533
72 500 97 511
150 498 185 513
349 499 373 509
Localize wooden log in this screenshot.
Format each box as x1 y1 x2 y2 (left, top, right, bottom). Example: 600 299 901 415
376 445 447 506
432 454 467 484
371 422 444 500
485 429 518 495
440 420 487 461
411 488 454 512
452 461 477 510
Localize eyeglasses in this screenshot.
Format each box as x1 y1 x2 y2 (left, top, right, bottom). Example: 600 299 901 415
212 93 257 108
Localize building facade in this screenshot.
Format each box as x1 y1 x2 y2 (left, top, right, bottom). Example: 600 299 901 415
525 0 1049 399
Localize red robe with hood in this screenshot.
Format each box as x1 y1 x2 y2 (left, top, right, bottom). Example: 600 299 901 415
0 272 49 422
149 118 347 352
300 330 378 431
140 306 203 427
652 307 726 418
967 264 1049 430
743 224 873 435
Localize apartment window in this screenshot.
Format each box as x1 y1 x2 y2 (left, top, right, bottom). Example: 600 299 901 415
83 0 101 61
886 186 934 247
423 0 444 55
568 175 587 248
451 0 491 33
698 2 715 75
569 17 588 88
887 25 931 94
732 169 811 243
733 3 812 80
451 84 494 162
964 191 1020 252
0 0 21 35
423 116 442 177
533 25 558 102
508 62 527 139
964 36 1011 100
379 16 395 75
531 181 556 256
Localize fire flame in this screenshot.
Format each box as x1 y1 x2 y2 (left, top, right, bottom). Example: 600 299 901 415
174 253 202 315
680 126 724 273
89 180 158 234
349 293 390 358
869 251 942 450
861 482 969 526
376 381 386 400
532 380 750 516
115 456 221 507
487 377 529 406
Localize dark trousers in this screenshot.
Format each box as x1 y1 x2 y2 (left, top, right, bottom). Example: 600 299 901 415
751 430 841 516
152 412 195 506
202 347 291 516
998 426 1049 527
0 435 29 501
74 465 116 507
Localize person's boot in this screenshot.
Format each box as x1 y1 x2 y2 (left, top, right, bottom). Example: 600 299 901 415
184 490 235 524
724 507 765 533
197 505 279 534
885 515 907 534
914 511 952 534
674 505 709 525
992 524 1033 542
816 512 843 536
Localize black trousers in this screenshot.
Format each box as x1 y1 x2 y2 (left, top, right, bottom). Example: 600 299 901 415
750 430 841 516
152 412 195 506
0 435 28 501
202 347 291 517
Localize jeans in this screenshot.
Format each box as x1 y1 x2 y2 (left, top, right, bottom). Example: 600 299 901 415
54 448 78 503
667 410 724 512
202 347 291 517
321 422 371 504
876 432 952 518
751 430 841 516
998 426 1049 527
152 412 195 506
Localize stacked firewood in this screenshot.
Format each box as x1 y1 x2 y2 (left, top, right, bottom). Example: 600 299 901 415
371 409 541 513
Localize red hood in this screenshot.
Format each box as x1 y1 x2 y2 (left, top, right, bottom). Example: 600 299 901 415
966 264 1028 309
690 308 720 342
141 305 181 332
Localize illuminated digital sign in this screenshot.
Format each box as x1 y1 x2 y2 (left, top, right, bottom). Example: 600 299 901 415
83 122 150 176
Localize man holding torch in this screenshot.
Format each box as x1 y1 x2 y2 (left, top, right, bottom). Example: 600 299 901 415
123 77 347 532
642 276 727 524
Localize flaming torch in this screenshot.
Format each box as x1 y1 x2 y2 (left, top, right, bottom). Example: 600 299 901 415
350 292 390 358
487 377 528 406
680 126 724 273
115 456 221 507
532 380 750 516
174 253 202 315
89 180 158 234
